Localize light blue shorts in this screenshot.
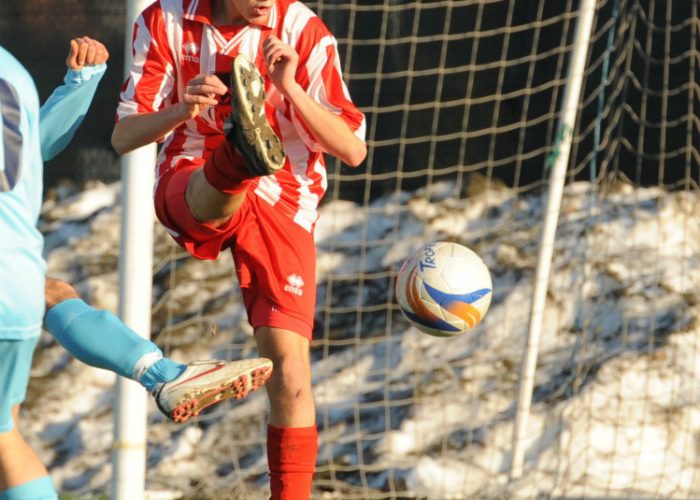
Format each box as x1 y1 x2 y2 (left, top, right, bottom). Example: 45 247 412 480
0 335 40 433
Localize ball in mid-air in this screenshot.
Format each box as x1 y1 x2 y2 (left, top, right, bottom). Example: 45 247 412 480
396 241 492 337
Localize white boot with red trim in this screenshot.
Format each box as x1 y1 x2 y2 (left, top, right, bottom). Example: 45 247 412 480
152 358 273 423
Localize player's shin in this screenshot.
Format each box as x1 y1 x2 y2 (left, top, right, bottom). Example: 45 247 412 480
202 140 255 195
44 298 185 389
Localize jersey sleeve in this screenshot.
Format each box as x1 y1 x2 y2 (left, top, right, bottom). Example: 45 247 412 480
40 64 106 161
292 17 366 149
117 3 177 121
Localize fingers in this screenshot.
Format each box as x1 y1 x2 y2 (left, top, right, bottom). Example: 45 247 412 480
183 93 219 108
265 46 295 68
181 75 227 116
66 39 80 69
86 38 109 65
263 35 281 50
263 36 295 67
186 74 228 97
66 36 110 70
262 36 299 77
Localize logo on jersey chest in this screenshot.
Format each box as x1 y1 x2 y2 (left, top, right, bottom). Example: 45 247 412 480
284 274 305 296
182 41 200 63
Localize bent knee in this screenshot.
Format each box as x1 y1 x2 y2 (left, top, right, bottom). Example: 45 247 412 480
45 278 80 309
0 405 21 437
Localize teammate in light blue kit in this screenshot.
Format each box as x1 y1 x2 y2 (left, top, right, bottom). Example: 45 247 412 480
0 37 271 500
0 37 143 500
0 41 59 500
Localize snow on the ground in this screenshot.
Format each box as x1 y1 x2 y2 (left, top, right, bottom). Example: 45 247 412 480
25 177 700 499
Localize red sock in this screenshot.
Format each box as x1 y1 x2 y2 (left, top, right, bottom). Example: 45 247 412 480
203 141 252 194
267 425 318 500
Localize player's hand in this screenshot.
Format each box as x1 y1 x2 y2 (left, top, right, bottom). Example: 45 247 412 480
263 35 299 96
66 36 109 70
180 73 228 120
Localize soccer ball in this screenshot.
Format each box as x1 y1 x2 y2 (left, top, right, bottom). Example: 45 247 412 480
395 241 492 337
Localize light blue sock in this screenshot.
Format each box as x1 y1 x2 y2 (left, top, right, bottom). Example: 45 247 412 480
0 476 57 500
140 357 186 391
45 299 185 391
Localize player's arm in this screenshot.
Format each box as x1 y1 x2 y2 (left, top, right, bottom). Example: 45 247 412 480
111 74 227 155
40 37 109 161
263 36 367 167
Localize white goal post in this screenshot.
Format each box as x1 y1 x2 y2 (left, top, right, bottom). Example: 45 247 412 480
112 0 157 498
510 0 598 480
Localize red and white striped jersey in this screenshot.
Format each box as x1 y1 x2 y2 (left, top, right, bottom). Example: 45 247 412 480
117 0 366 231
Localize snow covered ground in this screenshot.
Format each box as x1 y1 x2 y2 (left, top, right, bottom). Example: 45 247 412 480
25 177 700 499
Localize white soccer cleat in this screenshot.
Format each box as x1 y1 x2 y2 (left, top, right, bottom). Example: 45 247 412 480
153 358 273 423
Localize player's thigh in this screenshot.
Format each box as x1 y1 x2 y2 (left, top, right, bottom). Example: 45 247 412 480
0 337 40 434
234 196 317 338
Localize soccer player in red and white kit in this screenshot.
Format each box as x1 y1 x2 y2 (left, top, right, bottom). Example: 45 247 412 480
111 0 367 497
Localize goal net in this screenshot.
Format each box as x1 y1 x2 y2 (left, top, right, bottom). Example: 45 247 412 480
40 0 700 498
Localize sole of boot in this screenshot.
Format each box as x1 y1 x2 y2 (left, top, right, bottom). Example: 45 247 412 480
229 56 285 176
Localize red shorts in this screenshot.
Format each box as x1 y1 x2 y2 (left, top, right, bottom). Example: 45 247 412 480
154 162 316 339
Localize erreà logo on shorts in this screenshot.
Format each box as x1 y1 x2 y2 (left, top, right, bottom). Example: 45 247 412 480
182 41 200 63
284 274 304 296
